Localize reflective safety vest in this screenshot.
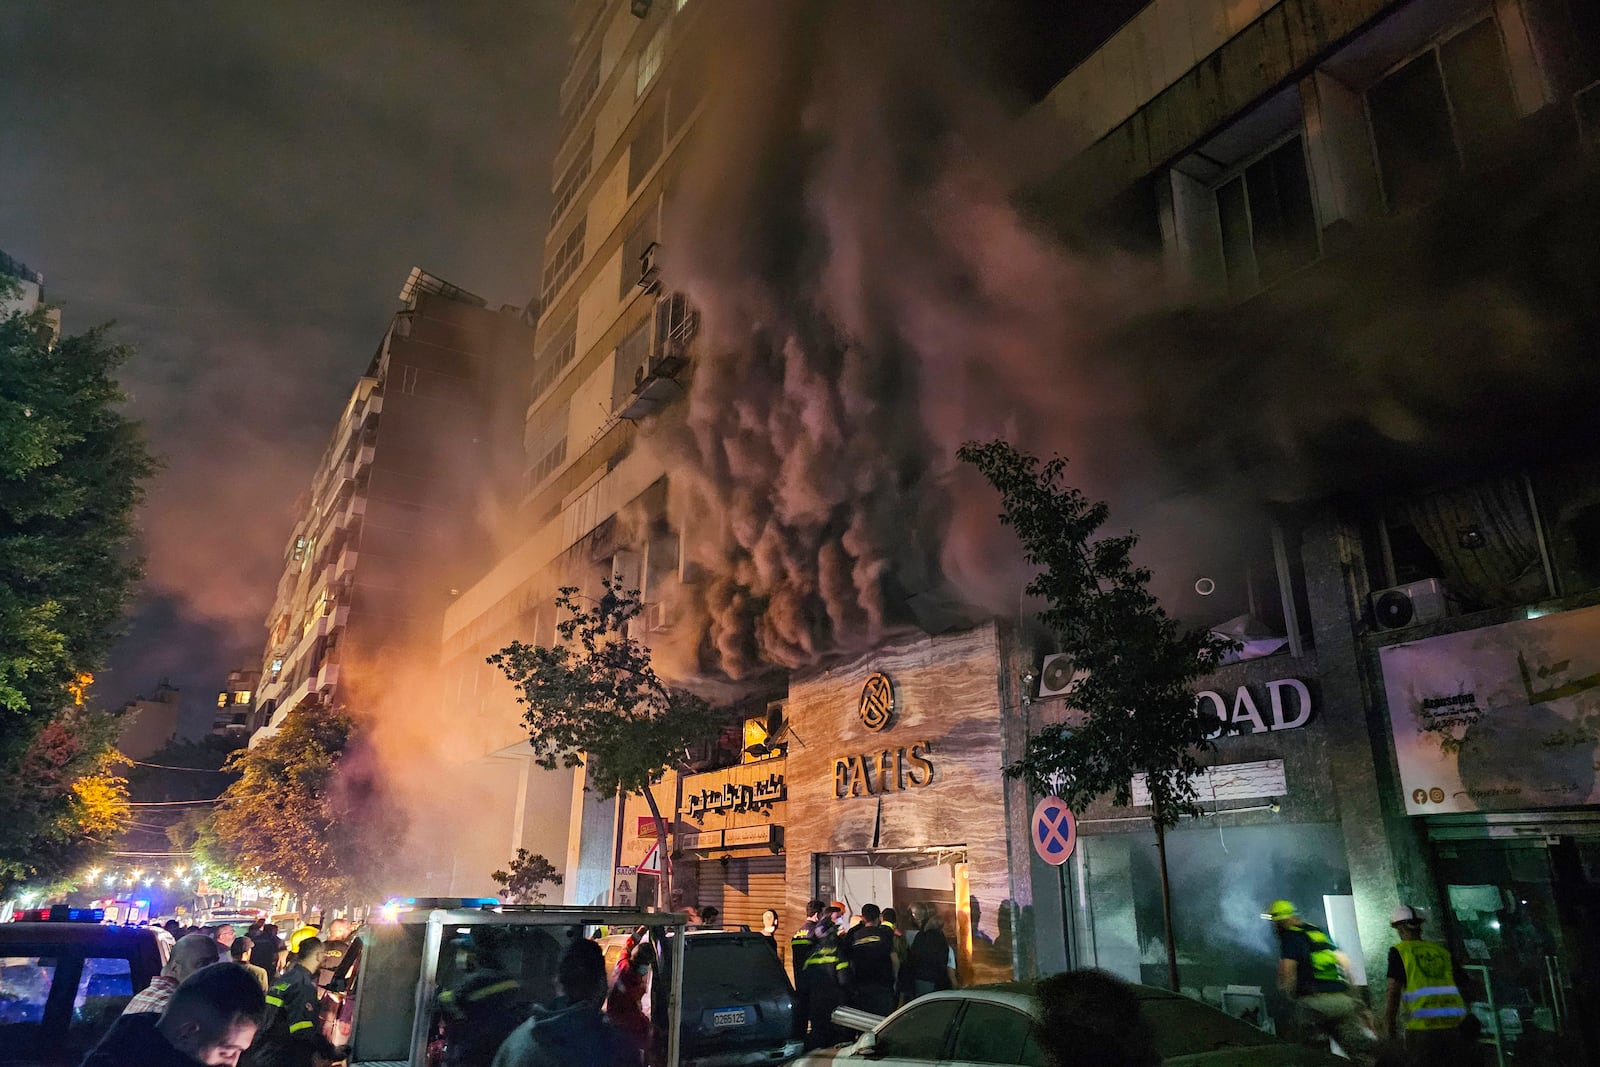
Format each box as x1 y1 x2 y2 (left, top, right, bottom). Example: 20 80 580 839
1301 924 1344 986
1394 940 1466 1031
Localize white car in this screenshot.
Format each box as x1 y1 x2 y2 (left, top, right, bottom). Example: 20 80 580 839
797 982 1345 1067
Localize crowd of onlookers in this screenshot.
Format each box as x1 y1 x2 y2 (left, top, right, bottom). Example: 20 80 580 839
79 915 359 1066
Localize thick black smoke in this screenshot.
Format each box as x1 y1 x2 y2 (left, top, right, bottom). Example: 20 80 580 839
652 1 1600 680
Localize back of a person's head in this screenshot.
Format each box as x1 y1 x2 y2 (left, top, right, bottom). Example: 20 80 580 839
168 933 221 979
861 904 880 923
882 907 898 926
557 937 606 1001
168 962 267 1027
229 937 251 961
294 936 323 961
805 899 824 917
1034 970 1160 1067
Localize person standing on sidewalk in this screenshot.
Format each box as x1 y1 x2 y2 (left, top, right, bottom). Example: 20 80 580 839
1265 900 1376 1065
1383 904 1466 1053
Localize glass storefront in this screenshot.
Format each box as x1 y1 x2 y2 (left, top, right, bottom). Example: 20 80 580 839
1072 822 1353 1033
1428 817 1600 1065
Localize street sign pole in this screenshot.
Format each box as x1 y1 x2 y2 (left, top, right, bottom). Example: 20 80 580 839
1031 796 1078 970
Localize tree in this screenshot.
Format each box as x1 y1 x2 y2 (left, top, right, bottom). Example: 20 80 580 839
0 286 155 888
958 440 1233 990
211 703 393 905
491 581 724 908
0 704 131 893
491 849 564 904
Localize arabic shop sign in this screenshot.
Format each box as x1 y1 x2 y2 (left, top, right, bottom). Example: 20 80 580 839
685 770 785 821
1380 604 1600 815
1200 679 1314 738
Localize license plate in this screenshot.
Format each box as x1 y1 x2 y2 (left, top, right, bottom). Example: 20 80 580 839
712 1007 750 1028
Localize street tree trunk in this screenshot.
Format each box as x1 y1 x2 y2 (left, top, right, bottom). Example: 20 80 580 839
1152 797 1180 991
641 781 671 910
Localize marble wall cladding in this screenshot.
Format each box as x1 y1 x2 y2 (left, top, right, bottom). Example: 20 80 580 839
781 623 1015 980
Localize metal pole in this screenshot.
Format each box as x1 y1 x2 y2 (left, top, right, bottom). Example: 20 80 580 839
667 920 686 1067
1057 862 1073 969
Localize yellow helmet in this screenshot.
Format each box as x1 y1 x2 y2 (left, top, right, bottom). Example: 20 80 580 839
287 924 321 952
1261 900 1297 921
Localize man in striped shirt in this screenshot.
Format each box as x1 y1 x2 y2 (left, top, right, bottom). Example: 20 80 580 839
123 933 222 1016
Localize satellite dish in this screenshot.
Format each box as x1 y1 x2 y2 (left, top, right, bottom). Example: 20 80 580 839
1374 589 1416 629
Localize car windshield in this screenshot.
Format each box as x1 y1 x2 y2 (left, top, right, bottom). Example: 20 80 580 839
1144 996 1279 1055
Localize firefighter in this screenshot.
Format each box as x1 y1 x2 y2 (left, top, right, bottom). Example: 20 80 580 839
800 923 851 1050
843 904 897 1017
247 937 349 1067
1384 904 1466 1052
1264 900 1376 1066
790 900 825 1042
437 926 527 1067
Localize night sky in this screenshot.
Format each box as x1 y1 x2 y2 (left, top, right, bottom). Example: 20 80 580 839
1 2 566 733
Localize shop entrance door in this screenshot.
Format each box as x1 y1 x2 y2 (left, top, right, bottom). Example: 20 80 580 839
1430 829 1600 1066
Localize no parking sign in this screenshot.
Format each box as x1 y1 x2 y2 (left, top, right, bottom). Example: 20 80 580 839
1031 796 1077 866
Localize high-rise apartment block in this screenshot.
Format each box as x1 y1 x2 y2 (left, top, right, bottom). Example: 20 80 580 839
250 270 534 740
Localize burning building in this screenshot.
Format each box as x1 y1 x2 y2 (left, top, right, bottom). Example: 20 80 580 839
442 0 1600 1051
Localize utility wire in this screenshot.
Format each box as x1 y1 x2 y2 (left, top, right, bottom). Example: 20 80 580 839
131 760 234 772
127 798 224 807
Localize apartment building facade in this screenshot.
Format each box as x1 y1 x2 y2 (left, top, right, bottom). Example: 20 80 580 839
1012 0 1600 1057
250 270 533 742
435 0 706 901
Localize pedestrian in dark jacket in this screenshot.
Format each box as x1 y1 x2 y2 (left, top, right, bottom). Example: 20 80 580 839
248 925 281 982
843 905 897 1016
799 924 850 1049
902 902 955 1000
83 962 264 1067
245 938 347 1067
491 938 635 1067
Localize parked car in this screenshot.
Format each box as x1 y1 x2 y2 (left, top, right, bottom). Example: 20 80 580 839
798 982 1343 1067
652 928 802 1067
0 909 171 1067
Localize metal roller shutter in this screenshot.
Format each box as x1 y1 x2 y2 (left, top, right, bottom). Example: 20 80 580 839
695 855 785 931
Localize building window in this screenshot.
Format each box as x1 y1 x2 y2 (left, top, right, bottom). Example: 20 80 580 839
1367 17 1517 212
530 317 577 402
636 24 667 98
541 218 587 308
233 690 251 705
217 693 228 709
628 106 664 193
1215 136 1318 299
524 415 568 498
612 316 654 407
550 133 593 225
619 210 659 299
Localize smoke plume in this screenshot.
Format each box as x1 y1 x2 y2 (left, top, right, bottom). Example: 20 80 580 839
652 1 1600 680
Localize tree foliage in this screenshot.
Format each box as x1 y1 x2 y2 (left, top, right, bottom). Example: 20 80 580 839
0 307 155 723
0 705 130 892
0 295 154 891
491 849 564 904
211 703 393 903
491 581 724 901
958 441 1234 822
490 582 722 799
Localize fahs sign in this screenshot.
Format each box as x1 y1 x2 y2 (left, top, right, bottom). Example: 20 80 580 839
1200 678 1314 739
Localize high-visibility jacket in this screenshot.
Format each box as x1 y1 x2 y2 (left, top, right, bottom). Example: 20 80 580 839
1393 940 1466 1031
1301 923 1344 987
801 946 850 987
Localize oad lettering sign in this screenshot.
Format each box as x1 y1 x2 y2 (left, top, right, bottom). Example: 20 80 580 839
1031 796 1076 866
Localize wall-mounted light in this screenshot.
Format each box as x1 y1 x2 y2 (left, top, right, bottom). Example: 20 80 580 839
1195 577 1216 596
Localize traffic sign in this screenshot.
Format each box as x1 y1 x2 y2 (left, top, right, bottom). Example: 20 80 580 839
1031 796 1077 866
638 843 663 876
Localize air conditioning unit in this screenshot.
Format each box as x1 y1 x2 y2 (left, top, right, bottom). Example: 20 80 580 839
637 242 661 292
1037 653 1077 698
1371 578 1447 631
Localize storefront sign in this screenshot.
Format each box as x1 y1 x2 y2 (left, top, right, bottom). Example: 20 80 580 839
685 771 785 820
833 742 935 798
1132 759 1286 806
1199 679 1313 738
1381 604 1600 814
723 824 779 848
859 673 894 731
678 830 721 850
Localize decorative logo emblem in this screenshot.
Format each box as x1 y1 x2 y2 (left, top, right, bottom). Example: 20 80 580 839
859 673 894 732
